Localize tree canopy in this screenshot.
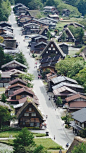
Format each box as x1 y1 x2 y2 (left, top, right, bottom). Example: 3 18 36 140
68 26 84 43
71 142 86 153
55 56 84 77
55 56 86 92
0 0 11 21
13 127 48 153
0 105 11 128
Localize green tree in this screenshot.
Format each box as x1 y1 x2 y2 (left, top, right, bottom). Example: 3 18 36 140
74 67 86 92
1 93 7 103
0 47 5 68
15 52 28 67
79 28 84 43
41 68 50 79
61 32 67 42
0 36 4 43
72 142 86 153
69 26 84 43
18 73 34 82
45 0 55 6
47 31 51 40
13 128 48 153
13 128 35 153
65 113 70 126
33 145 48 153
79 128 86 138
0 106 11 128
56 97 62 106
55 56 84 77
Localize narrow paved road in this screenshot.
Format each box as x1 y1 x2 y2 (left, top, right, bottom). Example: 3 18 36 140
8 10 74 149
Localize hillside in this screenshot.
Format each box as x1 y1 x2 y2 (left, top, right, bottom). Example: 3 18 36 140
14 0 86 16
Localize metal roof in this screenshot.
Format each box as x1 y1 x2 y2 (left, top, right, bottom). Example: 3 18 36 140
52 82 84 90
53 86 77 95
51 76 77 84
13 103 24 109
72 108 86 123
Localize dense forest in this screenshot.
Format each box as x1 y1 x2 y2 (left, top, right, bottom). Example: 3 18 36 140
0 0 11 21
14 0 86 16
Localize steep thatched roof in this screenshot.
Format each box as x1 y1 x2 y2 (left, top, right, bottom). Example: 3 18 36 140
67 136 86 153
16 98 43 120
40 40 65 58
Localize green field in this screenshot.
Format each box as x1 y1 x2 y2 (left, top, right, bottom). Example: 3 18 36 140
0 88 5 92
0 138 63 151
0 130 46 138
34 138 62 150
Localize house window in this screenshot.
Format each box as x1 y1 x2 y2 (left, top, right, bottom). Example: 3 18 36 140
53 48 55 50
30 122 34 127
23 121 25 125
49 47 51 50
24 113 29 116
45 30 47 34
29 108 32 111
51 44 53 47
36 122 40 127
31 112 36 116
82 123 84 128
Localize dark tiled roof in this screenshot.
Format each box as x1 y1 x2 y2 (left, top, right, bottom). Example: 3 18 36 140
35 41 47 47
16 100 43 119
40 55 60 64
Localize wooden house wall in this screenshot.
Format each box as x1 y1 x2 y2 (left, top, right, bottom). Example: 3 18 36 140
18 104 42 127
42 43 61 58
69 101 86 108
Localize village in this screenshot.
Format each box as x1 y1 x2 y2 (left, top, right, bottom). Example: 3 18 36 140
0 2 86 153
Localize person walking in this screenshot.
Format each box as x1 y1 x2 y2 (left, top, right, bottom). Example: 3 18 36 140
59 148 62 153
54 135 55 140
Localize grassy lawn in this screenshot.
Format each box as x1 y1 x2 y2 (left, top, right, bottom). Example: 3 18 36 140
0 130 46 138
56 17 83 32
0 88 5 92
69 49 80 56
0 138 63 151
34 138 62 150
0 130 21 138
43 80 48 86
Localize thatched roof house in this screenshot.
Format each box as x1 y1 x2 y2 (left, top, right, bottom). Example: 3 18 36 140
16 99 43 127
